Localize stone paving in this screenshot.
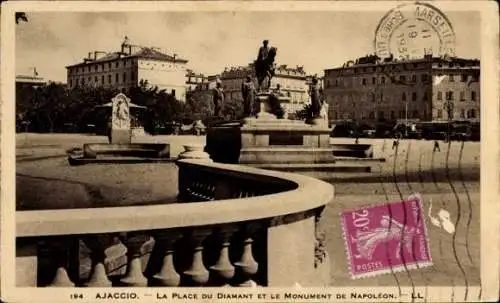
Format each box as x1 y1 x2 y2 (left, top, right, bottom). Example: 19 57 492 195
16 133 480 288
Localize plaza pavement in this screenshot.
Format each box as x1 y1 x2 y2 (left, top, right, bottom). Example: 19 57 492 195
15 133 480 289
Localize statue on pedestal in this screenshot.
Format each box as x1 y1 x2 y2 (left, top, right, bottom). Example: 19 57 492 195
212 81 224 118
310 76 322 118
255 40 277 92
242 75 256 117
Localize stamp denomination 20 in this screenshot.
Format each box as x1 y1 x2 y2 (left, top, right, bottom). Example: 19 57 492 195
374 2 456 60
341 194 433 279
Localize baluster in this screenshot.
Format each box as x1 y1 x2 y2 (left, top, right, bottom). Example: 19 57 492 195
234 224 259 287
83 235 113 287
47 238 77 287
183 229 211 286
119 233 149 287
153 231 182 286
210 226 238 286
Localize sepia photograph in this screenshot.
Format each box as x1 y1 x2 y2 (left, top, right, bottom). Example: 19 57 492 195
2 1 498 302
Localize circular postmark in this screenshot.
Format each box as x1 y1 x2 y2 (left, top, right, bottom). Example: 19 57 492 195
374 2 456 60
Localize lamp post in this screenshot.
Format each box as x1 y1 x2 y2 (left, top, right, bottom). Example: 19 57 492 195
405 101 408 137
445 100 454 141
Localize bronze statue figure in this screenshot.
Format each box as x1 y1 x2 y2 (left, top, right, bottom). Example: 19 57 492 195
213 82 224 118
310 77 322 118
255 40 277 92
241 75 256 117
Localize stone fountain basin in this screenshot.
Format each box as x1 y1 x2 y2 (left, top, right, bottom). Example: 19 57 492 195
17 157 179 211
83 143 170 158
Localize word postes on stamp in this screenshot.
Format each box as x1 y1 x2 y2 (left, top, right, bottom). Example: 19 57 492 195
374 2 456 60
341 194 432 279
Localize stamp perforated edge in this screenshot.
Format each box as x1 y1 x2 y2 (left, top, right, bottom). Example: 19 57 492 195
340 192 433 280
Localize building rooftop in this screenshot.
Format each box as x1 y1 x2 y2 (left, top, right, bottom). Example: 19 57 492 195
66 41 188 69
16 75 45 83
325 54 480 72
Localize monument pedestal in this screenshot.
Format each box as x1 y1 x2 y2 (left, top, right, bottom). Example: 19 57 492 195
239 118 335 165
111 129 132 144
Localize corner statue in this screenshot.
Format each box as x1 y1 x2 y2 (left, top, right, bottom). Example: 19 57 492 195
255 40 277 92
241 75 256 117
213 81 224 118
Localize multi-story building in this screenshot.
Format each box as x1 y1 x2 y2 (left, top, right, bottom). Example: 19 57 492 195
219 63 311 114
66 39 189 101
16 74 46 90
323 55 480 124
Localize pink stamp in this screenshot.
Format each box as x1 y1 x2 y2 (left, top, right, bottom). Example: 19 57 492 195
341 193 432 279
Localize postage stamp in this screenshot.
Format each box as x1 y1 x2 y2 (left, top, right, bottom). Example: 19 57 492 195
374 2 456 60
341 194 433 279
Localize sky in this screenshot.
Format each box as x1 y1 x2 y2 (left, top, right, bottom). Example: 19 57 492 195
15 10 481 83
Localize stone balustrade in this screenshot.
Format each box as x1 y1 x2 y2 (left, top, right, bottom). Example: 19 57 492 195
16 146 334 287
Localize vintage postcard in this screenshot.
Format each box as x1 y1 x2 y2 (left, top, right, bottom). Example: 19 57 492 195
1 1 499 302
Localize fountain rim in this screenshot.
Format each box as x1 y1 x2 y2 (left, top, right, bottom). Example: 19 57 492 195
17 158 334 237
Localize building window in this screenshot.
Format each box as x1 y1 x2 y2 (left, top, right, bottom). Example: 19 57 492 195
123 72 127 83
399 110 405 119
460 109 465 118
108 75 112 84
131 72 135 81
421 74 428 82
115 62 119 68
412 110 419 119
101 75 104 83
372 77 376 84
460 91 465 101
369 111 374 119
423 92 428 101
446 91 453 100
94 76 98 83
378 111 385 120
437 109 443 118
461 74 468 82
449 75 454 82
390 111 395 120
88 76 91 83
412 92 417 101
81 78 85 85
437 91 442 100
94 65 97 72
469 109 476 118
381 76 386 84
333 111 338 119
471 91 477 101
411 75 417 82
370 93 375 102
116 73 119 83
69 79 72 87
108 63 111 69
362 78 367 85
402 92 406 101
335 79 339 86
400 75 406 82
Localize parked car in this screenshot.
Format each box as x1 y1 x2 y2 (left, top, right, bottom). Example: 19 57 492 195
358 124 376 138
330 121 359 138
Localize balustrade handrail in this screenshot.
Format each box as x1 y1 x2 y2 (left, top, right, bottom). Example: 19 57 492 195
17 158 334 238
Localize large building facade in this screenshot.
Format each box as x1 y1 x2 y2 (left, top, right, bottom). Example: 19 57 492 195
219 64 311 114
323 55 480 124
66 40 189 101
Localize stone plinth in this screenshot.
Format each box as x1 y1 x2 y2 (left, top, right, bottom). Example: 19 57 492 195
111 129 132 144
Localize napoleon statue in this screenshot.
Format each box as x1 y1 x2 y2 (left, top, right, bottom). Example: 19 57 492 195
254 40 277 92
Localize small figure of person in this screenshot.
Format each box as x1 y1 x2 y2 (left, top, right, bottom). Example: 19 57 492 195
433 140 441 152
392 139 399 150
213 81 224 118
241 75 256 117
